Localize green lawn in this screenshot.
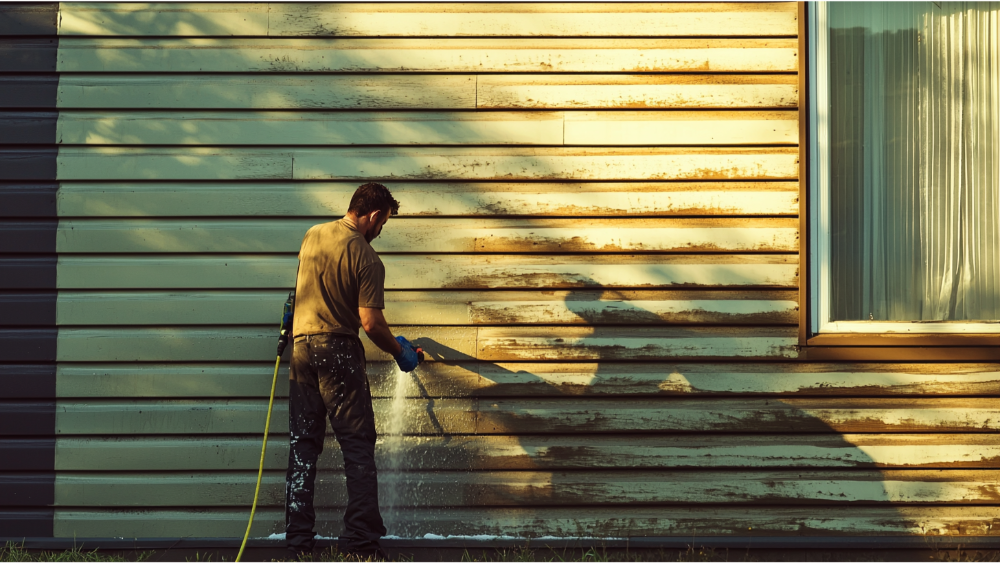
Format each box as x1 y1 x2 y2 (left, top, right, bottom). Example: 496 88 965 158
4 541 999 563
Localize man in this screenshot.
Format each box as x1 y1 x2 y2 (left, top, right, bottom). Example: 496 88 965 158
285 182 422 560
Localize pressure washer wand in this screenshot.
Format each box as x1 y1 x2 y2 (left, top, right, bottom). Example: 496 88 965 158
237 291 294 562
277 291 295 357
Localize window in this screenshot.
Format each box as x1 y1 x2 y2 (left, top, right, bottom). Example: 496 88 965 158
810 2 1000 336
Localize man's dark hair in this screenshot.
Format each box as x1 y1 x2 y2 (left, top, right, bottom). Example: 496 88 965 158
348 182 400 217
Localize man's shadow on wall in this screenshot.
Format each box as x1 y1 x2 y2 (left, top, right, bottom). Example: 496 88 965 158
342 283 907 539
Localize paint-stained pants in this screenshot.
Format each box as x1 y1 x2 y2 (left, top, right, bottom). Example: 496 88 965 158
285 333 386 556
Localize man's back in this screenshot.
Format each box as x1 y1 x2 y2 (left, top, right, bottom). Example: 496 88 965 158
285 182 412 560
293 219 385 338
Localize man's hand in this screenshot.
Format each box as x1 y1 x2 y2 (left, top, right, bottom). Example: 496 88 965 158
359 307 403 357
394 336 422 372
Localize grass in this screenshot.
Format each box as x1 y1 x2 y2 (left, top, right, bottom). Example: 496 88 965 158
6 541 1000 563
458 544 876 562
931 546 1000 563
0 542 153 562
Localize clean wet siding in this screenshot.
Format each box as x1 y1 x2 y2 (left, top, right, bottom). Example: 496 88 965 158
4 1 1000 542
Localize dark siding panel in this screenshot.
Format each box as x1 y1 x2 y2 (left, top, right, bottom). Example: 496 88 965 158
0 112 59 145
1 4 58 540
0 221 57 253
0 4 58 36
0 258 57 289
0 509 54 537
0 76 58 108
0 184 58 217
0 149 57 180
0 330 57 362
0 401 56 435
0 474 54 506
0 39 58 71
0 365 56 399
0 295 57 328
0 439 55 470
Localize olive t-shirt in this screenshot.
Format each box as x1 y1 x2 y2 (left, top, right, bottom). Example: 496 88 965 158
292 219 386 338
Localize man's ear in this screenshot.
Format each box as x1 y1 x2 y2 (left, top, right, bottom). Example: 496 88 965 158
371 209 390 225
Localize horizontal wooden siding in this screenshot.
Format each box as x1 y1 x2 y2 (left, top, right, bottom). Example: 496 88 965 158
4 1 996 544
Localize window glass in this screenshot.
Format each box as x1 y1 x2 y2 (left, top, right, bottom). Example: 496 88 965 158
829 2 1000 322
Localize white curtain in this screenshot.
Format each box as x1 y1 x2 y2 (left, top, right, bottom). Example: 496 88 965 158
829 2 1000 321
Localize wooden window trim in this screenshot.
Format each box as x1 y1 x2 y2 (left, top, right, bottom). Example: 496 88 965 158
797 1 809 346
807 333 1000 347
797 3 1000 360
800 344 1000 361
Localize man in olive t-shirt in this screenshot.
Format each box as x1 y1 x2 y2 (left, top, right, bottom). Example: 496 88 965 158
285 182 421 560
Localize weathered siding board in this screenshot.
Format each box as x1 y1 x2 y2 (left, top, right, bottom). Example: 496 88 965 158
56 111 566 146
58 3 269 37
53 362 1000 399
470 293 800 325
51 326 796 362
54 38 799 73
53 110 798 146
53 326 474 362
476 327 799 361
291 147 799 181
48 506 1000 539
55 75 478 110
59 3 799 38
51 470 1000 507
53 147 799 181
49 290 783 325
47 397 1000 435
52 398 471 435
52 289 799 326
52 434 1000 471
476 398 1000 434
53 218 800 254
564 111 798 146
477 75 799 109
265 3 800 38
54 255 800 290
52 75 798 111
55 181 801 217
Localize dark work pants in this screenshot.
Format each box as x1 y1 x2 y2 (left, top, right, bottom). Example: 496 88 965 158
286 333 386 556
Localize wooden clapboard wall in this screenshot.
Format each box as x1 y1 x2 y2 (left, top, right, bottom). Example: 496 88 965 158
4 1 1000 543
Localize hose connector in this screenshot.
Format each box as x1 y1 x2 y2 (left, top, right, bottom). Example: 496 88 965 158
277 291 295 356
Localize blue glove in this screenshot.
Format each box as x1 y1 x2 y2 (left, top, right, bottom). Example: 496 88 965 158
394 336 421 372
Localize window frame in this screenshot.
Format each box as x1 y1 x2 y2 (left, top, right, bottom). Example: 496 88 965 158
800 1 1000 359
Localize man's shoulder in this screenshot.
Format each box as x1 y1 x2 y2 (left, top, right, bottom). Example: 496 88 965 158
302 220 334 238
326 222 380 263
313 219 345 232
347 235 382 266
302 220 380 265
300 221 349 256
305 219 353 241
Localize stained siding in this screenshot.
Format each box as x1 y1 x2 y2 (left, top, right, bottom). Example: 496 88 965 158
3 1 998 543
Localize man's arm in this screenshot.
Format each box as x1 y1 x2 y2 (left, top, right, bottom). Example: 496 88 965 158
360 307 402 357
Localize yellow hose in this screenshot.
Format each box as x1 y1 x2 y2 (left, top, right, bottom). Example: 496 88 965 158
236 354 281 562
